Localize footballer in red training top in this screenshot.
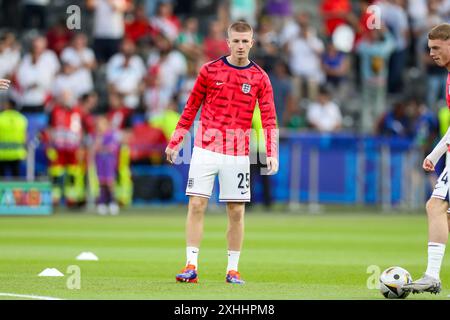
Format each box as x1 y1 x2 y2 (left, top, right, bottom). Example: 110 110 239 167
167 55 277 157
165 21 278 285
447 71 450 108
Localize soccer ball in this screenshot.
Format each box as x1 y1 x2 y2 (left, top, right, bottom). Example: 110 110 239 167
379 266 413 299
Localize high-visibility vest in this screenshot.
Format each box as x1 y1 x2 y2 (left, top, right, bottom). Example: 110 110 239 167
0 109 27 161
251 104 266 154
149 109 180 141
438 106 450 138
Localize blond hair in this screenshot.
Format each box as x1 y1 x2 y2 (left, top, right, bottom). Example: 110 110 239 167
428 23 450 41
227 21 253 37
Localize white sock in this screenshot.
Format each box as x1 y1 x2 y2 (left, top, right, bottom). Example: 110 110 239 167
227 250 240 272
425 242 446 280
186 246 199 269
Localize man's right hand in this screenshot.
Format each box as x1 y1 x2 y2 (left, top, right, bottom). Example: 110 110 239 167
423 158 435 172
0 79 10 90
165 146 178 164
267 156 279 175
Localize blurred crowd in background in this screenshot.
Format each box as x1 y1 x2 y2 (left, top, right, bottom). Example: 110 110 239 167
0 0 449 210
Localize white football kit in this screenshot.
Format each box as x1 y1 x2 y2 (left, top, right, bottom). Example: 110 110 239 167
428 126 450 213
431 168 450 213
186 147 251 202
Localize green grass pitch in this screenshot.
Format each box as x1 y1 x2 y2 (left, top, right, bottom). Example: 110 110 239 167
0 206 448 300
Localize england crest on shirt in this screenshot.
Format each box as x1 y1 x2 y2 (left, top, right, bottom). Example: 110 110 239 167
242 83 251 94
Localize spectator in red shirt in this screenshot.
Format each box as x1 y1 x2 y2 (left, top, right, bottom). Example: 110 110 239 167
203 20 229 61
353 0 376 47
320 0 353 37
106 90 132 131
78 91 99 136
46 18 74 57
150 2 181 42
125 3 157 45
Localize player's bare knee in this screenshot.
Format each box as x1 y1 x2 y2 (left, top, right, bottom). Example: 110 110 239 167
425 198 448 217
228 213 244 225
189 197 207 215
227 203 245 223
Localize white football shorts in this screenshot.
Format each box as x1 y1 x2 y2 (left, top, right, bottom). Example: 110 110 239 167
431 166 450 213
186 147 251 202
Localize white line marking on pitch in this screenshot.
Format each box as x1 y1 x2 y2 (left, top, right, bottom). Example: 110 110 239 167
0 293 63 300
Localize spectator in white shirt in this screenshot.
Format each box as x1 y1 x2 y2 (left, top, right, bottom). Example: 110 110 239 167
144 65 172 120
307 85 342 132
53 62 86 101
377 0 410 94
0 33 21 80
87 0 131 63
177 58 201 112
106 38 146 109
15 36 60 113
60 33 96 97
285 11 325 103
147 33 187 99
279 11 302 46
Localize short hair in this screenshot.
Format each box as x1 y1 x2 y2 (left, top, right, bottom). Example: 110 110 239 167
227 21 253 37
6 98 16 109
318 84 332 97
428 23 450 40
80 91 97 103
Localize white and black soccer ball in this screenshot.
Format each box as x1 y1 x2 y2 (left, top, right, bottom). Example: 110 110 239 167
379 266 413 299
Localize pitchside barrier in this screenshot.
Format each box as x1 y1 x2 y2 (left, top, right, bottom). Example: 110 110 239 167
0 181 52 215
279 131 431 212
12 131 437 211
